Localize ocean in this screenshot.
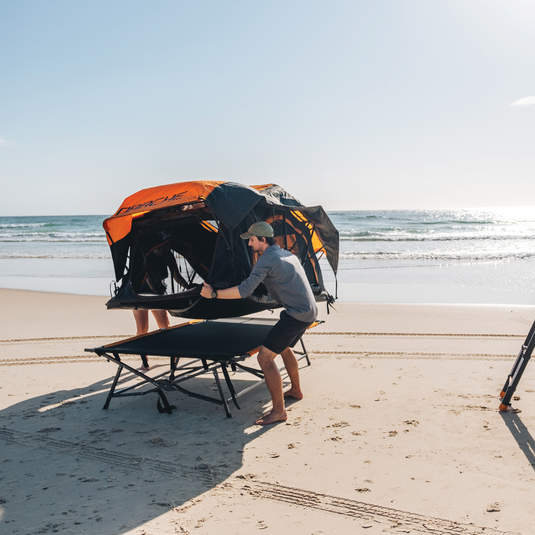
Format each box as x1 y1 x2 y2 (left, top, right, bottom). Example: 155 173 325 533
1 208 535 305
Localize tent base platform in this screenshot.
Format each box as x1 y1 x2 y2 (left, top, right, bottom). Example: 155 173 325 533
85 317 315 417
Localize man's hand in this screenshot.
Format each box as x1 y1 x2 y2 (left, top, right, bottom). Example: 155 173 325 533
200 282 213 299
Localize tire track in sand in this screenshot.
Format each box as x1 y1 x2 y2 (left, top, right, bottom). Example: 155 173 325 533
0 355 170 366
0 332 523 345
310 350 513 361
239 479 507 535
0 335 131 344
0 428 509 533
0 351 514 366
0 427 221 484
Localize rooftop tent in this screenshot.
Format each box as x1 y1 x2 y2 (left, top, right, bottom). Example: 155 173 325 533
103 181 339 319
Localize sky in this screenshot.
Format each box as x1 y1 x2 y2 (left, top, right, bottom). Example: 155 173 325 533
1 0 534 216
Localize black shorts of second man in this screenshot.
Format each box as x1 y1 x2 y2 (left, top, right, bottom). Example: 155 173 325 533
263 310 313 355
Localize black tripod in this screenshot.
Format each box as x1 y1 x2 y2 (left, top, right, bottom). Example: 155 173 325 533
499 319 535 411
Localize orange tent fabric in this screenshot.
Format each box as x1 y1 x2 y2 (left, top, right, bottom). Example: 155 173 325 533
103 181 274 245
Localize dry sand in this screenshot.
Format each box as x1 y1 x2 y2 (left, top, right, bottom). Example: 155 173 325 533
1 288 534 534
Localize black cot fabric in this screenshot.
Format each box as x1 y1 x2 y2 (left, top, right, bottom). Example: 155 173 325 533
101 318 280 360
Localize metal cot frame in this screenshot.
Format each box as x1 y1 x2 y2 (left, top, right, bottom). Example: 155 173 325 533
85 317 315 418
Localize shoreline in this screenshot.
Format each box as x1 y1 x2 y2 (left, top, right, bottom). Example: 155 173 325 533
1 278 534 306
2 256 535 306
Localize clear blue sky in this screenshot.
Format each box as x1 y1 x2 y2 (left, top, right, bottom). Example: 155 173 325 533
1 0 534 216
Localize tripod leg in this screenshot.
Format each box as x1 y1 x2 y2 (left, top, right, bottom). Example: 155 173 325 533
500 347 524 399
501 319 535 398
499 319 535 411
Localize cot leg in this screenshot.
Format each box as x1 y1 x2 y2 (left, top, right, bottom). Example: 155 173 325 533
156 390 175 414
299 338 311 367
213 368 232 418
169 356 180 380
141 354 149 369
221 364 241 410
103 364 124 410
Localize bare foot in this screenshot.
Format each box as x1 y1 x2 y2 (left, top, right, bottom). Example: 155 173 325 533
284 388 303 400
255 410 287 426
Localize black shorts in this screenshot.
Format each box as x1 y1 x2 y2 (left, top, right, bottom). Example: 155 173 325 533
263 310 313 355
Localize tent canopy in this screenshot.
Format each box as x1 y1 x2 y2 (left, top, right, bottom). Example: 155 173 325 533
104 181 339 319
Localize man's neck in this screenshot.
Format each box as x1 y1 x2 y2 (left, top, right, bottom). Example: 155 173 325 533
257 242 271 255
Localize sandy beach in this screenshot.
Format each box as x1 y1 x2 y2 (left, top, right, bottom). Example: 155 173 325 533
1 288 534 534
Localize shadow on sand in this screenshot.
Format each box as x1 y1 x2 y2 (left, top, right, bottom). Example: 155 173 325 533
0 365 273 534
500 410 535 470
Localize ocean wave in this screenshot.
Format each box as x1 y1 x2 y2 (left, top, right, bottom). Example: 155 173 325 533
339 233 535 242
0 222 47 229
0 252 111 259
329 208 535 226
338 251 535 261
335 216 503 225
0 232 106 242
414 220 501 226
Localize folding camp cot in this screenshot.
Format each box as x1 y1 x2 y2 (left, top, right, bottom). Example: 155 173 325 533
86 317 317 418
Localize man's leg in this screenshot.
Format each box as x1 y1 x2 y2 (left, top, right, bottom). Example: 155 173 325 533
280 347 303 400
133 309 149 336
152 309 170 330
133 309 150 370
256 346 287 425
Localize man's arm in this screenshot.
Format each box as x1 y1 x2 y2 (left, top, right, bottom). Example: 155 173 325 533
200 283 241 300
201 253 271 300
